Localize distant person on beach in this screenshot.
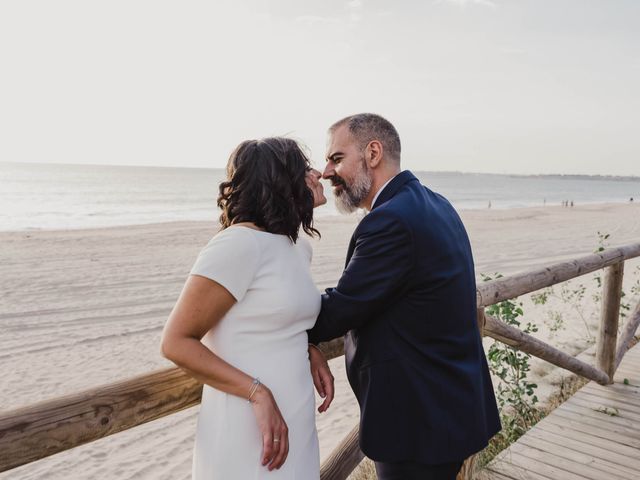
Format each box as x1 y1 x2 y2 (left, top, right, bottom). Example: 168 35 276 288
631 197 634 203
307 113 501 480
161 138 332 479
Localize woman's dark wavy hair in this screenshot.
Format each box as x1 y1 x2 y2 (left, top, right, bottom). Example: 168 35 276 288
217 137 320 242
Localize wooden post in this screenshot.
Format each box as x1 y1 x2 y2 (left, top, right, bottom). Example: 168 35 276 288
320 423 363 480
477 308 487 336
596 262 624 383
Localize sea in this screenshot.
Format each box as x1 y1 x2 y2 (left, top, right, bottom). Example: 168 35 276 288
1 162 639 232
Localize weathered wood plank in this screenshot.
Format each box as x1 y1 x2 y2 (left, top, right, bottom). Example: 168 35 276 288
558 402 640 430
564 396 640 423
614 359 640 376
577 389 640 410
523 425 640 474
580 386 640 407
624 343 640 356
545 411 640 450
477 472 521 480
612 372 640 387
544 412 640 449
535 420 640 464
582 381 640 399
487 343 640 480
517 433 638 479
613 365 640 380
616 343 640 360
476 470 530 480
509 442 622 480
484 461 552 480
496 451 586 480
548 409 640 445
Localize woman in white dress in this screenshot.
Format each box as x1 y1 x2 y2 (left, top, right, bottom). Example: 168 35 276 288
161 137 334 479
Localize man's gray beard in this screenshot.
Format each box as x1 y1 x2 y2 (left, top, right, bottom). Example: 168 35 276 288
334 164 372 215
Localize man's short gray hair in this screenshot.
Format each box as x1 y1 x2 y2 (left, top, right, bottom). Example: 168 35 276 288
329 113 401 162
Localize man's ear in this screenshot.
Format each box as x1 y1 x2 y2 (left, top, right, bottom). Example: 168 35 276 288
366 140 383 168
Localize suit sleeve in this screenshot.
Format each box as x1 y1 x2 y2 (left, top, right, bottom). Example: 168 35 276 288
308 211 414 344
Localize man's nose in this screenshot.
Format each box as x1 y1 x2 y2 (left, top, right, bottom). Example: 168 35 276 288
322 163 333 179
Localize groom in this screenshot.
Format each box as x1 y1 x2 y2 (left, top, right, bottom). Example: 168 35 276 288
308 114 501 480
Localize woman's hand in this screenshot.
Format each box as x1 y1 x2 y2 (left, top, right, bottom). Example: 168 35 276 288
308 344 335 412
162 276 290 469
250 385 289 470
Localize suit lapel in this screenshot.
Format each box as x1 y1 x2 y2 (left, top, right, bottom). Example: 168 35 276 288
371 170 417 211
345 235 356 268
342 171 417 268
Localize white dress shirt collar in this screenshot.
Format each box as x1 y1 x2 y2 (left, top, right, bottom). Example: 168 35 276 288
369 173 400 211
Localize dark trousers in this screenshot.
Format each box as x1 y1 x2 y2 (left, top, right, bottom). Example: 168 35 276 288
374 460 463 480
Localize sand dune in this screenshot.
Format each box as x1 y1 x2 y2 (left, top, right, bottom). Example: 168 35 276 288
1 203 639 479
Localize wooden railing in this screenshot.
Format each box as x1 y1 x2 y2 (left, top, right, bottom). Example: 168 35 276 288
1 242 640 479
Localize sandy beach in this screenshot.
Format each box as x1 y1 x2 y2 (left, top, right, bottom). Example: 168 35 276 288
1 203 640 479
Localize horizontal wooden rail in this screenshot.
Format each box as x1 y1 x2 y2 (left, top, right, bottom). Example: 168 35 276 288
318 337 346 362
482 312 610 385
477 243 640 307
0 369 202 472
0 341 344 473
1 242 639 474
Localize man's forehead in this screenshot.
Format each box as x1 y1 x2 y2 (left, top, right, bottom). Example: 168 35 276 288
330 124 351 140
326 125 352 156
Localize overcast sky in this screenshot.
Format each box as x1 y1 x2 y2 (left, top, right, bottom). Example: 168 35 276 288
1 0 638 175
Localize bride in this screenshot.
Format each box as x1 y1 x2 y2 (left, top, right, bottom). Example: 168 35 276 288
161 137 334 479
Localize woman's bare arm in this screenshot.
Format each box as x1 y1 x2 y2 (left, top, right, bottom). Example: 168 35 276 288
160 275 289 470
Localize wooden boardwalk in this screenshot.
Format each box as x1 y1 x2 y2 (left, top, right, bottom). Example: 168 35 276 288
480 343 640 480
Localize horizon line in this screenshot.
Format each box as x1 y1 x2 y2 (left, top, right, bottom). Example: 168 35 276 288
1 160 638 180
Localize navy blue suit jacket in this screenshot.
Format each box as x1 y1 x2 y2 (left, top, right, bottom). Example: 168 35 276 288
308 170 501 464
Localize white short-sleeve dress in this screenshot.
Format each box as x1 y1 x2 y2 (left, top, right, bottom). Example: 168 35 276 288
190 226 321 479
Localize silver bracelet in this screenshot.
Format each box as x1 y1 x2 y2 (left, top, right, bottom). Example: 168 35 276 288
247 377 261 403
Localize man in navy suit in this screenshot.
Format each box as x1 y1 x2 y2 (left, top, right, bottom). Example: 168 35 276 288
308 113 500 480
